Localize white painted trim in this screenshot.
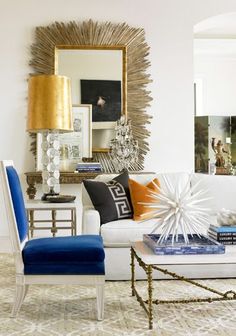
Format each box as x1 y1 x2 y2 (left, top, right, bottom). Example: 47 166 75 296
23 274 105 286
12 274 105 318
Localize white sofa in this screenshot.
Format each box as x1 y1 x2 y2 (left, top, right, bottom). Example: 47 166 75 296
82 172 236 280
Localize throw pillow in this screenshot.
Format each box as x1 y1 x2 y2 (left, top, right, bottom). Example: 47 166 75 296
83 170 133 224
128 178 160 221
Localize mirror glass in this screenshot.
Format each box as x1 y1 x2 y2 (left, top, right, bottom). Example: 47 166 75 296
55 47 125 152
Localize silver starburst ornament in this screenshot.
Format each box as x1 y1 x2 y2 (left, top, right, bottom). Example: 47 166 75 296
142 175 211 245
109 116 139 172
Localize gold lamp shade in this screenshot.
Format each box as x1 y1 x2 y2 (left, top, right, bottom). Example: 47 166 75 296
27 74 73 132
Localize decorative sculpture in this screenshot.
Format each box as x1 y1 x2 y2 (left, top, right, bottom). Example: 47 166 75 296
211 138 228 167
109 116 139 172
217 208 236 226
142 175 211 245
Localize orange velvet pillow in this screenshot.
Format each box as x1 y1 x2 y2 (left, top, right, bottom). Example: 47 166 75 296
128 178 160 221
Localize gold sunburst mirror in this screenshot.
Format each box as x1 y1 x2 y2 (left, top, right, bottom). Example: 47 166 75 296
29 20 152 172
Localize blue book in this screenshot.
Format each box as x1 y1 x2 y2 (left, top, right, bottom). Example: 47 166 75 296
208 228 236 237
143 234 225 255
76 168 101 172
210 224 236 233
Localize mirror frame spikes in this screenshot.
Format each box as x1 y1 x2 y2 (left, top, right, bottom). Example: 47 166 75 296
29 20 152 172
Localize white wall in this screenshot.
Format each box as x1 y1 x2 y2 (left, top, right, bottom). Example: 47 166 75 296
194 40 236 116
1 0 236 247
195 56 236 115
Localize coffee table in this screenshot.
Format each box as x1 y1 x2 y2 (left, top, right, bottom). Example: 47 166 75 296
131 241 236 330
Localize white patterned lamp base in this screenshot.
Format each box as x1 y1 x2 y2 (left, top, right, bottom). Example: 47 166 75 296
41 131 60 198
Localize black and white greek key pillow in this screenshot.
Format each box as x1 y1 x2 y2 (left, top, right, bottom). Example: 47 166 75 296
83 170 133 224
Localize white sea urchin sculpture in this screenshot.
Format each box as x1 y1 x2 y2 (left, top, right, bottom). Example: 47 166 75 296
141 175 211 245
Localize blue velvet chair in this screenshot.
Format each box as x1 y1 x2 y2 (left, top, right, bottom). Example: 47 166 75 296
0 160 105 319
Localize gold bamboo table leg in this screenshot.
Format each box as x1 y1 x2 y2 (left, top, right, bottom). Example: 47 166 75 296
147 265 153 330
131 248 135 296
28 209 34 238
131 247 154 330
51 209 57 237
130 246 236 330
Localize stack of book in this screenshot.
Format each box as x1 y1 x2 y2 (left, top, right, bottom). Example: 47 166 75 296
75 162 102 173
208 224 236 245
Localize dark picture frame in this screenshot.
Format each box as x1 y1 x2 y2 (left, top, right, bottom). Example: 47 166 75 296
81 79 121 123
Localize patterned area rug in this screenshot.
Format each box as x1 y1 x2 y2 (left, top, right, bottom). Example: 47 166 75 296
0 254 236 336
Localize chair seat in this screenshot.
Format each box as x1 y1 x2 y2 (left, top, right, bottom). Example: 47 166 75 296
22 235 105 275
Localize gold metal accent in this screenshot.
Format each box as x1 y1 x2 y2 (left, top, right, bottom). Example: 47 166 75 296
92 148 109 153
29 20 152 171
27 207 76 237
51 210 57 237
131 248 135 296
147 265 153 330
27 75 73 132
131 247 236 330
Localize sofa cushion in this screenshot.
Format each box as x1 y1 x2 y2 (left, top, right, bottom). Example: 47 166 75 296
83 170 132 224
100 218 159 247
82 173 159 206
129 177 160 221
191 173 236 214
95 172 190 193
156 172 190 194
22 235 105 275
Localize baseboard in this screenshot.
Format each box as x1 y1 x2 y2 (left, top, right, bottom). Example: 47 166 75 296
0 236 12 253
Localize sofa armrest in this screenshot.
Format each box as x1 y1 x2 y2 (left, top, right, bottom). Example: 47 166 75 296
82 206 101 235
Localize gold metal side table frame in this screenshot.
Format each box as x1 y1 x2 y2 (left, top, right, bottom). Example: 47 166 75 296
131 247 236 330
27 206 76 238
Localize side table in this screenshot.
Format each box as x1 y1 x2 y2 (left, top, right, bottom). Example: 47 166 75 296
26 200 77 237
25 171 100 199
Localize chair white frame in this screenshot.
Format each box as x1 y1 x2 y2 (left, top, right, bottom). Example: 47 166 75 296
0 160 105 320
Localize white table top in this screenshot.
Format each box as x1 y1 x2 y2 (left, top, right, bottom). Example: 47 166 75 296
25 199 76 209
132 241 236 266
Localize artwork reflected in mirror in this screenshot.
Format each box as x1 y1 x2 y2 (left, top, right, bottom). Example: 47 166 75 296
58 104 92 171
36 105 92 172
81 79 121 123
55 47 125 151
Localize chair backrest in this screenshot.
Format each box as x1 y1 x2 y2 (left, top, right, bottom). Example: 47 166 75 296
0 161 28 263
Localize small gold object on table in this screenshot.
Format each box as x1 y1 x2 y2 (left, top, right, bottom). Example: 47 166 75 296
131 241 236 330
212 137 233 175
